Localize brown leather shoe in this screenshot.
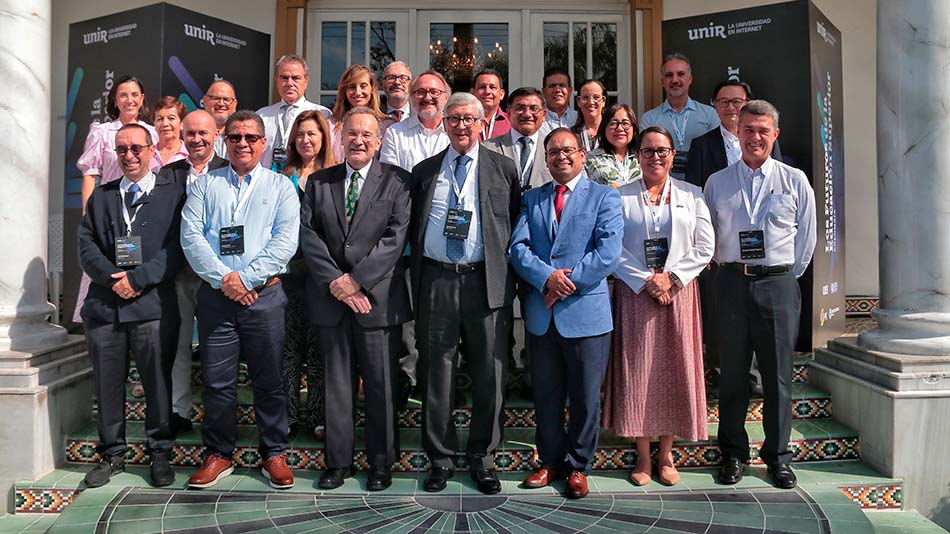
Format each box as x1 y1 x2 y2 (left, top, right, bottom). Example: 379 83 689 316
523 467 564 489
188 454 234 489
565 471 589 499
261 454 295 489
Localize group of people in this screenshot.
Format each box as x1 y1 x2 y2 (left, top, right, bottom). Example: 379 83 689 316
75 51 816 500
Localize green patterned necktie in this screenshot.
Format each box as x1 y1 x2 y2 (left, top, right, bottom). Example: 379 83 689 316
345 171 360 222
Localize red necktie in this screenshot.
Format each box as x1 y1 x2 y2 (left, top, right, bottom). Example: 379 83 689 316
554 184 567 223
390 109 403 122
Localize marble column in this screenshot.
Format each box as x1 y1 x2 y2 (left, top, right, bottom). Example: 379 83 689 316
858 0 950 356
0 0 67 350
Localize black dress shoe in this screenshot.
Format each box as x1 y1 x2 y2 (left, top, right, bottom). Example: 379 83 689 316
719 457 744 485
424 466 453 492
397 376 414 410
170 413 193 436
318 467 352 490
470 468 501 495
84 455 125 488
150 455 175 487
367 465 392 491
768 462 797 489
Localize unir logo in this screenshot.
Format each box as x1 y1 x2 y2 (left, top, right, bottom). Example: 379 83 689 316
688 22 727 41
184 23 216 46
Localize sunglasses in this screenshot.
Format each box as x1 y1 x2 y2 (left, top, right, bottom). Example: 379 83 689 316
115 144 152 156
225 134 264 144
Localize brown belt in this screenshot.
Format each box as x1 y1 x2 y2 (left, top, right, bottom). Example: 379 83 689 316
259 276 281 289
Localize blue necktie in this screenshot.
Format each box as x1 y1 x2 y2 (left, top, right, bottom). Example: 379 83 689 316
446 154 471 263
125 183 141 211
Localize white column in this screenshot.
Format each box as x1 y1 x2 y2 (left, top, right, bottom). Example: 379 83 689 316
0 0 67 350
859 0 950 355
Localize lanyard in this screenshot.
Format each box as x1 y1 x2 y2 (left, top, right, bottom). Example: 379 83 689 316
668 107 691 149
736 163 774 226
276 101 300 147
612 152 632 180
450 159 470 210
640 177 671 238
582 129 596 152
121 193 143 237
483 111 498 141
229 168 260 225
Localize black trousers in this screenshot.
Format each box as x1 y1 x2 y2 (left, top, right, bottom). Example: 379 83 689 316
196 282 289 460
84 316 177 458
318 315 400 468
529 323 610 475
416 262 512 470
715 267 800 465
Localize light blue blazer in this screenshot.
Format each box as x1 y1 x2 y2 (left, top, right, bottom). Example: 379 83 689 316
509 175 623 338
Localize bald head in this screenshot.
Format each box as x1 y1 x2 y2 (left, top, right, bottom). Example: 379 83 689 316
182 110 218 164
202 80 237 128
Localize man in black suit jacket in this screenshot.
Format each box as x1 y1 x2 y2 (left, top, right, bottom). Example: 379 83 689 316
157 110 228 435
299 107 412 491
409 92 521 495
78 124 186 489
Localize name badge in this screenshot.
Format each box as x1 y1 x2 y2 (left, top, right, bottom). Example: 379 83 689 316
443 208 473 239
643 237 669 269
115 236 143 266
220 225 245 256
739 230 766 259
271 147 288 172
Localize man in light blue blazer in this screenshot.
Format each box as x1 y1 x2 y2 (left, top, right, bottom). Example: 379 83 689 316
509 127 623 499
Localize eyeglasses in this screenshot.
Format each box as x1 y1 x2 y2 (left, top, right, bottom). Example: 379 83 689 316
413 88 446 98
512 104 544 114
445 115 478 127
638 147 673 158
607 120 634 130
115 144 152 156
578 94 605 103
225 133 264 144
204 95 235 105
714 97 748 108
546 147 581 158
383 74 411 84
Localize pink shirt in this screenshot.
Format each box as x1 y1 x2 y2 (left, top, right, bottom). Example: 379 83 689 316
76 120 159 185
150 140 189 170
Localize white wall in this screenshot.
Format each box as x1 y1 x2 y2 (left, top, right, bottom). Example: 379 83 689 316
48 0 276 266
664 0 879 296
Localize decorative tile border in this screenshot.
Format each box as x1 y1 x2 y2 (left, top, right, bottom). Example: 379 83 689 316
65 435 859 472
13 487 81 514
845 296 879 317
839 483 902 510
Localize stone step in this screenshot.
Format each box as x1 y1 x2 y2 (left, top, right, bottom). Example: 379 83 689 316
13 461 901 521
864 510 948 533
64 417 860 474
111 382 834 428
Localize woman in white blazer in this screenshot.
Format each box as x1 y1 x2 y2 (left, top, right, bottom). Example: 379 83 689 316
602 126 715 487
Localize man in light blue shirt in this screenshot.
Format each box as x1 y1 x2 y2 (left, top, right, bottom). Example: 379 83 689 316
181 110 300 491
639 53 720 179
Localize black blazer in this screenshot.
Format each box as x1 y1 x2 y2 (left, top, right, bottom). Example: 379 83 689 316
77 174 187 324
299 159 412 328
158 155 229 189
685 127 783 189
409 147 521 310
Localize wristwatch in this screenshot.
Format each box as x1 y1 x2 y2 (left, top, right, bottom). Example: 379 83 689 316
668 271 682 288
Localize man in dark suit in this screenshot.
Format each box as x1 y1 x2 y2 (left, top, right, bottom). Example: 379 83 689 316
509 128 622 499
299 107 412 491
158 110 228 435
78 123 187 488
409 92 521 495
685 80 781 398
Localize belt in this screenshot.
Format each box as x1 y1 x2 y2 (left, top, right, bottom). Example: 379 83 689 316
723 263 791 277
424 257 484 274
256 276 282 290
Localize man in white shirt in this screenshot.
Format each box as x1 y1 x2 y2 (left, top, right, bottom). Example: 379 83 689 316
541 68 577 133
381 61 412 122
639 53 720 179
202 80 238 159
256 54 331 171
380 70 451 172
704 99 816 491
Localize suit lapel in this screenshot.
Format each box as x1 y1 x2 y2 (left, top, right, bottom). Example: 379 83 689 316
477 149 493 218
330 165 348 233
418 149 450 245
714 130 728 170
529 140 551 189
539 182 554 239
556 177 588 234
347 160 381 233
669 179 681 249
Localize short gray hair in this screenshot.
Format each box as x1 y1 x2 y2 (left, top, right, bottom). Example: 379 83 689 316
740 99 780 129
225 109 265 136
275 54 309 76
383 60 411 76
661 52 691 74
445 92 484 119
342 106 382 138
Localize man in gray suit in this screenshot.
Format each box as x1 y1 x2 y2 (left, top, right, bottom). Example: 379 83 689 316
409 92 521 495
483 87 553 192
300 107 412 492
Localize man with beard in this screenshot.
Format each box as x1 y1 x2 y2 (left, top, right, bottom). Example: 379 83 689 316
380 70 451 172
381 61 412 123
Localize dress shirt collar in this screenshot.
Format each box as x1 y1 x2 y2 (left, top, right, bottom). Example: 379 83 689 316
345 160 372 181
280 96 309 109
446 142 480 166
555 171 584 192
120 171 156 195
407 114 445 135
228 163 263 186
660 97 698 115
720 125 739 143
188 154 216 175
510 129 540 145
386 102 411 120
738 157 774 180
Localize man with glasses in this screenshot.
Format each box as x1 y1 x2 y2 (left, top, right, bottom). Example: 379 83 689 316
409 92 520 495
202 80 238 158
483 87 552 191
510 127 622 499
381 61 413 122
78 123 187 488
181 110 300 490
472 69 511 142
256 54 330 172
639 53 720 179
381 70 451 172
541 68 577 133
686 80 782 400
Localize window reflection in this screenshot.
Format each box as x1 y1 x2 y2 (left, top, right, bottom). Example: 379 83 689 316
321 22 347 91
593 23 617 92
